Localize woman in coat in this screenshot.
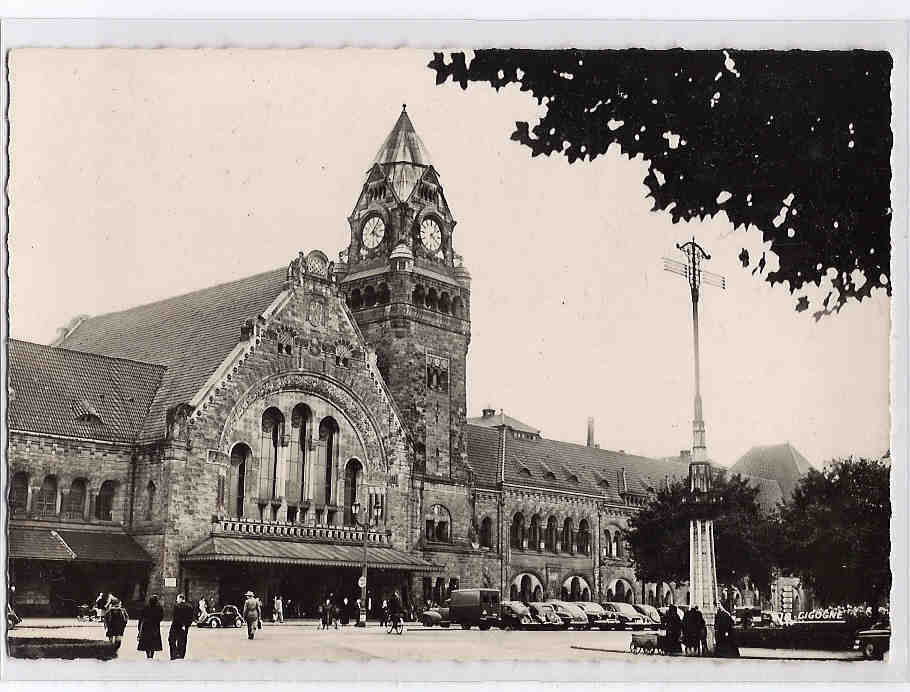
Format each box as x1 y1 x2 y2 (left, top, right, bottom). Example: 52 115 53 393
103 597 129 650
137 594 164 659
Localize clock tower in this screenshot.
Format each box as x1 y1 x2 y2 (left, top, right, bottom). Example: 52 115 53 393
336 106 471 478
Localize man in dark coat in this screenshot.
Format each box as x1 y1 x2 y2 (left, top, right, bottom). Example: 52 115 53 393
682 606 700 655
137 594 164 659
169 594 196 659
663 605 683 654
714 604 740 657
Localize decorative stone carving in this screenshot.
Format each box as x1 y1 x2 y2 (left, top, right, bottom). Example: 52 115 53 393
166 403 194 445
219 372 388 469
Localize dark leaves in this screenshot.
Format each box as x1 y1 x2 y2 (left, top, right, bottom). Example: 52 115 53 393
428 49 893 317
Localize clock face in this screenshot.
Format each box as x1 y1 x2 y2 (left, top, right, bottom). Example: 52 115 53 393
420 218 442 253
362 216 386 249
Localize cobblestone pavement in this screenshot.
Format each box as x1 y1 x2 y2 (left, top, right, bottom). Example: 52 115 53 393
8 619 866 663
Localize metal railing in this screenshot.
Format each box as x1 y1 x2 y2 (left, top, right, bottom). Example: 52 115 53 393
212 516 390 544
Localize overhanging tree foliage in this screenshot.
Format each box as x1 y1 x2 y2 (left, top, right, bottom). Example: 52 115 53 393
626 472 775 593
429 49 892 318
775 456 891 608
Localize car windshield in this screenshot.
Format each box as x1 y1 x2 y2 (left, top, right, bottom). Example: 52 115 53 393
506 602 530 615
577 602 605 615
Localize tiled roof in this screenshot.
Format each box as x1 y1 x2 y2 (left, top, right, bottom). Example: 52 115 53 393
465 427 784 512
7 527 151 563
56 530 152 563
731 443 811 499
464 424 501 487
7 339 165 443
59 267 288 442
7 527 73 561
466 411 540 435
184 535 437 571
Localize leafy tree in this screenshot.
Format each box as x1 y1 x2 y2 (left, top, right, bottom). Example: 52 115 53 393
429 49 892 317
775 456 891 609
626 471 776 593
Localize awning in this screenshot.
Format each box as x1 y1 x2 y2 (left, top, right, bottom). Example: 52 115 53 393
183 535 439 572
7 527 152 563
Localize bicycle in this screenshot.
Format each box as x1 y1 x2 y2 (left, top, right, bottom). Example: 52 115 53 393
386 613 403 635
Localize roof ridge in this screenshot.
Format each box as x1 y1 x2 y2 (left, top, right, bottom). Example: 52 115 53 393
67 266 285 327
10 338 167 371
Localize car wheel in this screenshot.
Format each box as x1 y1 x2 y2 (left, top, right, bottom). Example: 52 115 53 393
864 642 879 659
422 617 433 627
209 618 219 628
461 623 471 630
235 617 244 628
479 624 491 631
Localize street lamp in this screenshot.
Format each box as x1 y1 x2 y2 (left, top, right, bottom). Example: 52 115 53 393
351 496 383 627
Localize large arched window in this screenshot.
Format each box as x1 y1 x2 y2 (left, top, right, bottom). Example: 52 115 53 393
289 404 312 510
65 478 87 520
425 504 452 542
259 408 284 503
510 513 526 550
230 443 250 518
10 471 29 516
318 417 339 507
577 519 591 556
604 529 615 557
343 458 362 525
562 517 575 554
36 475 58 517
528 515 541 551
479 516 493 548
546 516 558 552
95 480 116 521
145 481 156 520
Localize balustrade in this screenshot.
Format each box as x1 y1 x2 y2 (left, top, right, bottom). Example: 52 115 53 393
213 516 389 545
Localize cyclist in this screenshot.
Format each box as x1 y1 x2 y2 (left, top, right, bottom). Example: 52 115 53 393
387 590 403 633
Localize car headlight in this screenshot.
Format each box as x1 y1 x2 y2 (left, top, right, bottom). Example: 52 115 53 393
482 609 487 615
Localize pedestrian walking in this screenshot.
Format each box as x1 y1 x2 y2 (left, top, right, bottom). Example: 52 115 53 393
380 599 388 628
664 605 682 654
137 594 164 659
273 595 284 623
103 597 129 650
682 606 699 655
242 591 262 640
198 596 208 621
714 603 740 658
168 594 196 659
341 597 349 626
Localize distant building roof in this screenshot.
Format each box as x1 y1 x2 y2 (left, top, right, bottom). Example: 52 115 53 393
731 443 811 500
7 339 165 443
465 424 784 512
57 267 288 442
467 408 540 436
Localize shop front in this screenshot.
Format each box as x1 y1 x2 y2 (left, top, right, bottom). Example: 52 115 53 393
182 529 438 620
7 524 152 616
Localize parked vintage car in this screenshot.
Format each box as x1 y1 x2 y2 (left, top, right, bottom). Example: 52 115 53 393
197 605 243 628
500 601 538 630
573 601 615 630
449 588 500 630
854 621 890 659
528 602 563 630
603 602 646 630
633 603 662 627
421 600 451 627
545 601 589 630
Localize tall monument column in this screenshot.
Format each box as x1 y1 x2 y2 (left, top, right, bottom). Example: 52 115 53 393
664 238 726 653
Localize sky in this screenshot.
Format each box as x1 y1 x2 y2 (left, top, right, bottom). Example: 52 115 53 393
7 48 891 469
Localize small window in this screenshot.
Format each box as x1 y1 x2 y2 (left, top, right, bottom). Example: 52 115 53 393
95 481 116 521
145 481 156 520
36 475 58 517
10 472 29 516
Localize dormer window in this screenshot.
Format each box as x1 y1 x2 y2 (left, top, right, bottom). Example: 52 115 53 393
519 466 532 477
545 471 556 481
568 474 579 484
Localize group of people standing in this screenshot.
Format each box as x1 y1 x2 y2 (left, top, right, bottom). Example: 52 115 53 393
101 593 196 659
660 603 739 657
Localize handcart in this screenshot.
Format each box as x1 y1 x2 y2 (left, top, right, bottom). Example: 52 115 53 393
629 629 669 655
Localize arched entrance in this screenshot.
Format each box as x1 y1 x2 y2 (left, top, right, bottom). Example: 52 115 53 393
609 578 635 603
561 575 592 602
509 573 544 602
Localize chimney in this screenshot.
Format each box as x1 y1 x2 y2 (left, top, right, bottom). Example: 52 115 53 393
586 417 595 447
482 407 496 419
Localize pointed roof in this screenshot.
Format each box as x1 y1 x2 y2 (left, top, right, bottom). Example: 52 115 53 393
373 105 433 166
730 442 811 500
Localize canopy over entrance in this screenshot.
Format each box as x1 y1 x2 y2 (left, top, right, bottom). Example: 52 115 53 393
8 527 152 563
184 535 439 572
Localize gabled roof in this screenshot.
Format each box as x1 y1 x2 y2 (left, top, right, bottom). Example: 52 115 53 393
730 443 811 500
465 425 784 512
58 267 288 441
7 339 164 443
467 411 540 436
373 106 433 167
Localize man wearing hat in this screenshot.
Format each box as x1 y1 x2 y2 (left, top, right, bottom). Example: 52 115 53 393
242 591 262 640
169 594 196 659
